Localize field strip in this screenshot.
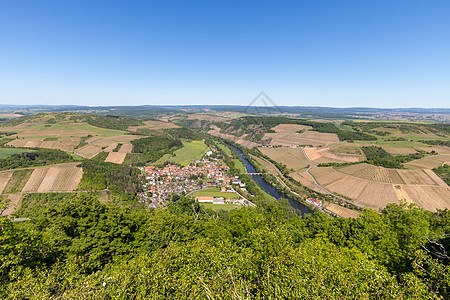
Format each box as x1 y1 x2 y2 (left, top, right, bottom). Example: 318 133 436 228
0 171 13 194
105 152 127 164
301 147 319 165
393 185 414 203
118 143 133 153
37 168 60 193
331 167 445 187
0 193 22 216
22 168 49 192
306 167 333 194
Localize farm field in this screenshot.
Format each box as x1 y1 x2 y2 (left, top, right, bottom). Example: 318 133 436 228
0 148 32 158
186 114 230 122
324 202 361 218
2 122 125 138
251 155 278 175
264 124 339 147
208 126 260 148
290 169 330 194
7 138 79 151
0 170 13 194
316 147 361 163
128 120 178 132
191 187 241 199
405 154 450 169
200 203 240 212
118 143 133 153
2 169 33 194
303 146 361 164
21 162 83 193
259 146 310 171
308 166 450 211
104 152 127 164
76 144 103 159
337 163 447 186
156 140 209 166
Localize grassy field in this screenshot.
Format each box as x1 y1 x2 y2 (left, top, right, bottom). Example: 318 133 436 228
200 203 240 211
0 148 33 158
192 187 241 199
27 123 126 137
2 169 33 194
215 142 232 156
157 140 209 166
233 159 247 173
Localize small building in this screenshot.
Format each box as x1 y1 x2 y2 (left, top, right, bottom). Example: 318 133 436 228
196 196 214 203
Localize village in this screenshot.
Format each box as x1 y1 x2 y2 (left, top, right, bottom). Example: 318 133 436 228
137 147 254 209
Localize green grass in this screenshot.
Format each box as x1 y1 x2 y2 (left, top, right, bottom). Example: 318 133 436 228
71 153 85 161
156 140 209 166
24 123 125 137
191 187 241 199
233 159 247 173
0 148 33 158
200 203 241 212
366 140 422 148
215 142 232 156
3 169 33 194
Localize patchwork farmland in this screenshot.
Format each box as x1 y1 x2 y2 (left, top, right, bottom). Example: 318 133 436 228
259 146 310 171
263 124 339 147
306 166 450 211
22 163 83 193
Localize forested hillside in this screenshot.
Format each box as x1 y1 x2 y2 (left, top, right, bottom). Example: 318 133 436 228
2 194 450 298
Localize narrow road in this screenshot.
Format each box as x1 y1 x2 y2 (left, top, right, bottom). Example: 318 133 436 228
305 167 332 194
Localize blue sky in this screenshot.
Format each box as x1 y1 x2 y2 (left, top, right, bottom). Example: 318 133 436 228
0 1 449 107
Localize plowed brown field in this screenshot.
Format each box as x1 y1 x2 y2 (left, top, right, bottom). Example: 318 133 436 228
22 163 83 192
259 147 310 171
105 152 127 164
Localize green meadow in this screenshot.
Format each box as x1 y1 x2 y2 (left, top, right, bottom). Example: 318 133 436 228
0 148 33 158
157 140 209 166
191 187 241 199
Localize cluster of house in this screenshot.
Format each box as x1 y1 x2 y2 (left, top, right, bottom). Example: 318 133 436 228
137 160 232 207
305 197 323 208
195 195 255 207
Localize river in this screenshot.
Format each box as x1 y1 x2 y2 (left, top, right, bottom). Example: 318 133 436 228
228 144 312 216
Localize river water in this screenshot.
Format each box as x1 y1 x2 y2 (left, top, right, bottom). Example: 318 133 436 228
228 144 312 216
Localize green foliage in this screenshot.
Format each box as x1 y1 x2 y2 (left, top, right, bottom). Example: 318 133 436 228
0 137 16 147
419 139 450 147
2 169 33 194
0 148 73 170
218 116 377 142
75 134 92 149
433 164 450 185
112 143 122 152
79 160 142 193
3 196 450 298
85 115 143 131
131 135 182 163
362 146 427 169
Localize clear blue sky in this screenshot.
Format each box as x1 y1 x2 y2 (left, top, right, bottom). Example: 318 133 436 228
0 1 449 107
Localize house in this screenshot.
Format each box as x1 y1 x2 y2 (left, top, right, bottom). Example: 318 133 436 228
196 196 214 202
306 198 323 207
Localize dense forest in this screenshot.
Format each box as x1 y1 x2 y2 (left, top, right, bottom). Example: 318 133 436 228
362 146 427 169
1 194 450 298
0 148 73 170
79 160 142 193
433 164 450 185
